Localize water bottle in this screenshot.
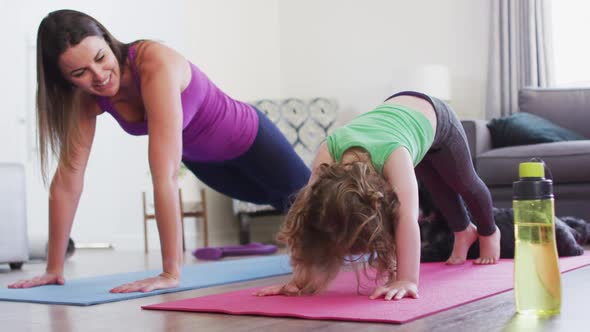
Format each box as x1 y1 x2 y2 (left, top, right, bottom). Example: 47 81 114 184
513 159 561 316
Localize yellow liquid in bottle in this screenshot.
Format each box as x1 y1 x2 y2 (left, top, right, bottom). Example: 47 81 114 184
514 222 561 316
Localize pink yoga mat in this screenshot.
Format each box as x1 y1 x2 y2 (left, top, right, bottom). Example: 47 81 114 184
143 252 590 324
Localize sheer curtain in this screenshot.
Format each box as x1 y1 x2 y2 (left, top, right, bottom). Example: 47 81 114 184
486 0 554 119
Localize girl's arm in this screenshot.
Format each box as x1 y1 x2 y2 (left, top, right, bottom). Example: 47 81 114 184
111 42 187 293
9 96 97 288
254 264 334 297
373 147 420 300
309 142 334 182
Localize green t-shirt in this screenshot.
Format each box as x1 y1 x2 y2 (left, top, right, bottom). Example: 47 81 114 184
327 104 435 174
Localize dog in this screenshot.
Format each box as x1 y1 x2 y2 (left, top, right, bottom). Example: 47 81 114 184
418 185 589 262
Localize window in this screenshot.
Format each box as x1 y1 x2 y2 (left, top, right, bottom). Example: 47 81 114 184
550 1 590 87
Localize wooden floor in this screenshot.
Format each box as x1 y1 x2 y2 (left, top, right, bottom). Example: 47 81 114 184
1 249 589 332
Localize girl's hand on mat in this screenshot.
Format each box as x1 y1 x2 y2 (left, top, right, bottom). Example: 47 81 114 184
7 273 65 288
369 280 419 301
254 282 301 297
110 273 180 293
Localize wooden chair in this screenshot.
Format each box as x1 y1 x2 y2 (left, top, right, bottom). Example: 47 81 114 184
142 188 209 253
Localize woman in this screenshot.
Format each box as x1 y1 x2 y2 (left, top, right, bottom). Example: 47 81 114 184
8 9 310 293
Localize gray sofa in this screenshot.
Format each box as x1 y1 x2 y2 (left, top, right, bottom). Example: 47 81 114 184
0 163 29 269
462 87 590 220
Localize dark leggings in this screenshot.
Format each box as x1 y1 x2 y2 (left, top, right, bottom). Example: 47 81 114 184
386 91 496 236
182 109 311 213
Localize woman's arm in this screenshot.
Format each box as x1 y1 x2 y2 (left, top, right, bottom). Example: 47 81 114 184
372 147 420 300
9 96 97 288
111 42 187 293
47 102 97 276
143 43 185 279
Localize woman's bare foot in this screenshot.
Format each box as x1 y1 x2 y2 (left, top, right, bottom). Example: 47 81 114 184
446 223 478 265
475 226 501 265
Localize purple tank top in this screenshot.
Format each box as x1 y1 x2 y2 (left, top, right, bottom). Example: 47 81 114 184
96 45 259 162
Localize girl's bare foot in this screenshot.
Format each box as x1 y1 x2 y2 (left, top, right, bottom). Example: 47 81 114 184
475 226 501 264
446 223 478 265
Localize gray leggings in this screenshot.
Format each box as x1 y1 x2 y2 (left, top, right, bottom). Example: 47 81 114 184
386 91 496 236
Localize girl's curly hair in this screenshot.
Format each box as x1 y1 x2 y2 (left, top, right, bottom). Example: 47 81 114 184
277 158 400 294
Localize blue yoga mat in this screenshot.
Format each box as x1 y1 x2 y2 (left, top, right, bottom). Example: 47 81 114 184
0 255 291 306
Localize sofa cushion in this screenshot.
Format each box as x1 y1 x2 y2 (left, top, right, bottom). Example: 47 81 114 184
477 140 590 186
487 112 586 148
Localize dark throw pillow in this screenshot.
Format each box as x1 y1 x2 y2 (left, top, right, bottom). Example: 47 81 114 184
487 112 586 148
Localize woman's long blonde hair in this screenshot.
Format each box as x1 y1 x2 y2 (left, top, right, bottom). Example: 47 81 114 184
277 156 400 294
36 9 132 182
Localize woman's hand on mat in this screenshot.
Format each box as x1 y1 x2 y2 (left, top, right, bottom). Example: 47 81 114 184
110 273 180 293
7 272 65 288
369 280 419 301
254 282 301 297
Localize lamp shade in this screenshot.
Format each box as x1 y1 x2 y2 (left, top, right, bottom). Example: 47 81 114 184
407 65 452 102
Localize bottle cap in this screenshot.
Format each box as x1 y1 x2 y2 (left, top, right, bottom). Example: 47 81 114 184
519 162 545 178
514 161 553 200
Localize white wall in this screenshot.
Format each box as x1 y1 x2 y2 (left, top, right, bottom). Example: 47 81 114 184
278 0 490 120
185 1 282 100
1 0 490 253
0 1 29 164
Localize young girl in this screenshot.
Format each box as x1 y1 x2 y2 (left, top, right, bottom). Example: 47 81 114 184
256 91 500 300
8 10 310 293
